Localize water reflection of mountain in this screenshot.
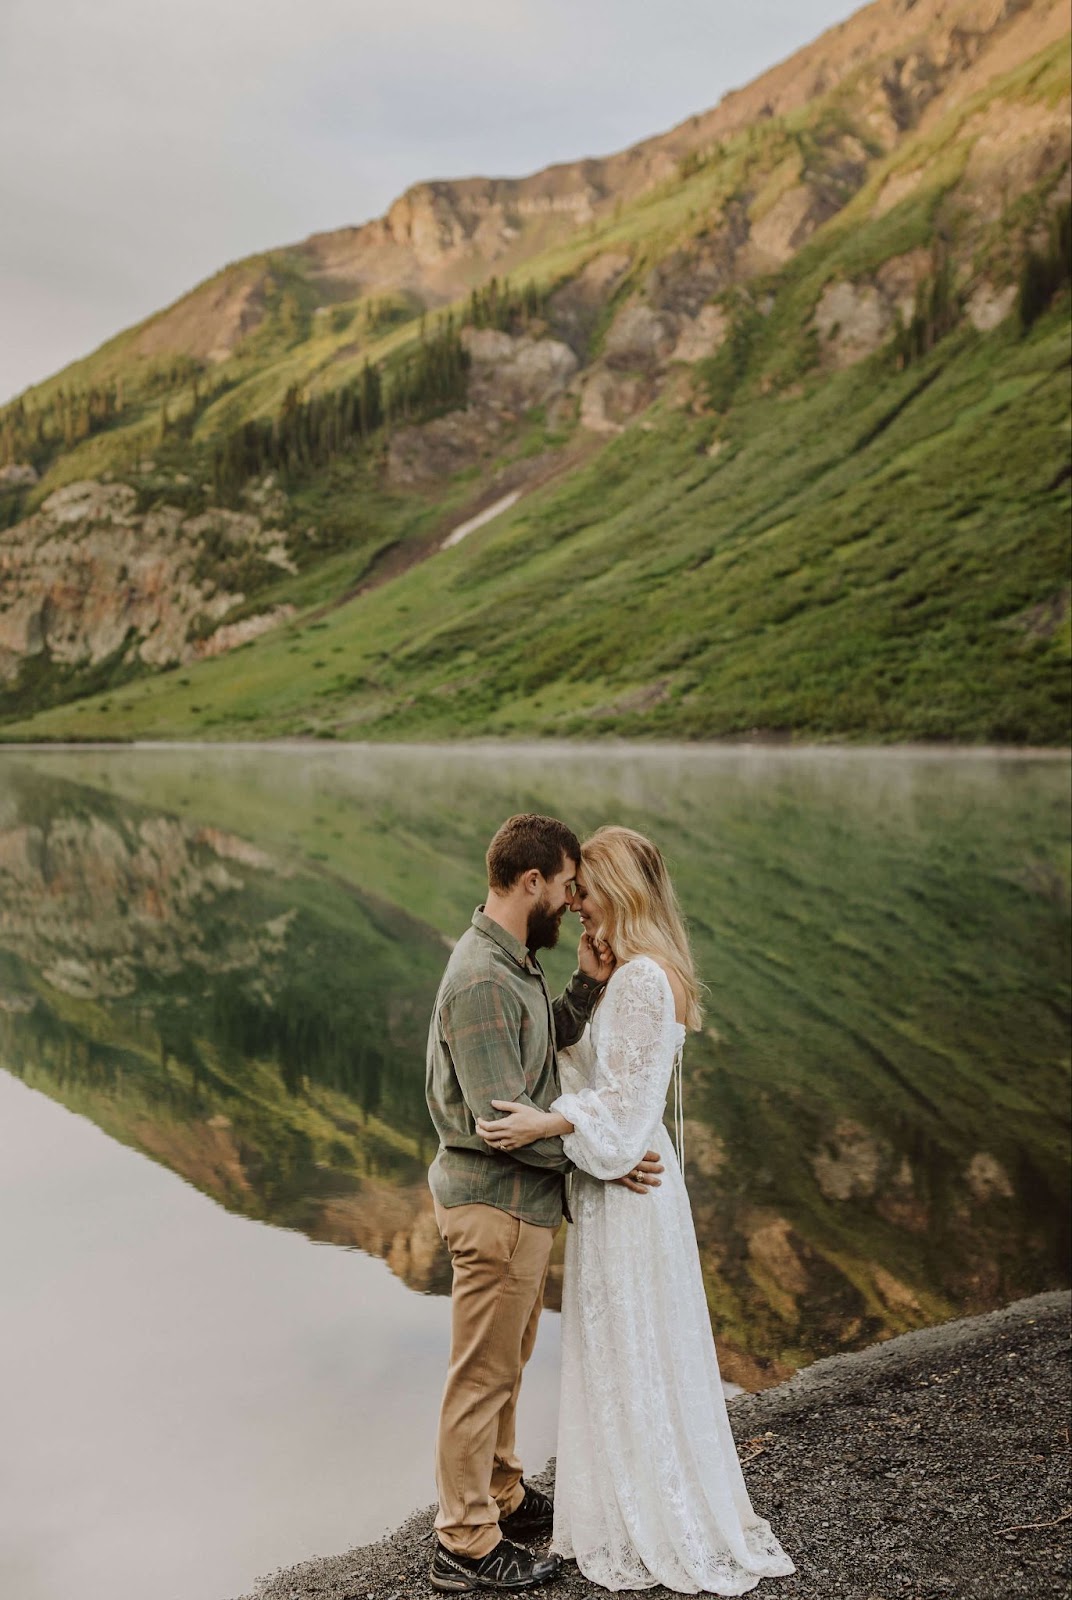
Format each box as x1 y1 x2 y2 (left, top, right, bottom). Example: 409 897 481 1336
0 767 455 1301
1 751 1068 1388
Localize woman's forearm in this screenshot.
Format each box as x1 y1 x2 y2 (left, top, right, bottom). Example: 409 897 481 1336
476 1100 575 1150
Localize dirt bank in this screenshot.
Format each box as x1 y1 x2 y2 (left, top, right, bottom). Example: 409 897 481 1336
239 1290 1071 1600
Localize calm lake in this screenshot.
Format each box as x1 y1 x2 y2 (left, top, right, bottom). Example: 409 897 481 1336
1 743 1069 1600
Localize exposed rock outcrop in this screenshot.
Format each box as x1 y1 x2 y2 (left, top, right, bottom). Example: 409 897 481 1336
0 481 295 681
579 367 657 435
967 279 1019 328
0 810 281 999
385 327 582 487
194 606 296 660
386 410 505 488
548 251 632 354
813 280 896 367
603 303 679 369
874 248 934 319
670 304 731 363
813 1117 893 1200
135 270 268 364
461 326 578 409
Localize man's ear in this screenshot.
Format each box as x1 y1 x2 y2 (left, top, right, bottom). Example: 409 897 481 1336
521 868 542 897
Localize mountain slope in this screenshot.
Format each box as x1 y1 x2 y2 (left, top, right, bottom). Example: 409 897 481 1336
8 306 1067 743
35 0 1072 367
0 0 1069 742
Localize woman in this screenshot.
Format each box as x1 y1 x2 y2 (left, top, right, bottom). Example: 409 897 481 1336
476 826 794 1595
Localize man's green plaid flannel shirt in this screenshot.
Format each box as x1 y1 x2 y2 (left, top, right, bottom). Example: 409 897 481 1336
425 906 605 1227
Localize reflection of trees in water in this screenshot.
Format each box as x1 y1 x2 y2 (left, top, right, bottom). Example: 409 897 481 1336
3 752 1070 1381
209 970 390 1118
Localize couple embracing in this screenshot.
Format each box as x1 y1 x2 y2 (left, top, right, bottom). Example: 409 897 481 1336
425 813 794 1595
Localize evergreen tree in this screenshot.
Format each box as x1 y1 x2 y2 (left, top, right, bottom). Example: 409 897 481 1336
892 245 962 370
1018 203 1072 332
464 276 547 334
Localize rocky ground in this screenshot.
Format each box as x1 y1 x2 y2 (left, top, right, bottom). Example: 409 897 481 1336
238 1290 1071 1600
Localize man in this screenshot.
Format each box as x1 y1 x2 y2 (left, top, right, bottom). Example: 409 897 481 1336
425 812 663 1593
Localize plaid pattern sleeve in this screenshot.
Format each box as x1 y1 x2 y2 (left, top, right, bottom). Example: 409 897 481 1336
553 970 605 1047
440 980 572 1172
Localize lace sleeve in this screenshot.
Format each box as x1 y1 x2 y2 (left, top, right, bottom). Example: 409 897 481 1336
551 958 678 1180
557 1026 595 1098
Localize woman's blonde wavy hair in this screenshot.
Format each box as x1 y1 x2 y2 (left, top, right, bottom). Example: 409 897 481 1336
580 825 704 1030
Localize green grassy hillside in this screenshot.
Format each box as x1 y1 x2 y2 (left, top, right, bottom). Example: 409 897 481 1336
1 14 1069 743
6 307 1069 744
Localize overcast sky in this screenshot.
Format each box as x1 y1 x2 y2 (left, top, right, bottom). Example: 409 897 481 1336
0 0 859 404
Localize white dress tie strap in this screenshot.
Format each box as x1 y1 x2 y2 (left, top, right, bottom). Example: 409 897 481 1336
672 1042 685 1172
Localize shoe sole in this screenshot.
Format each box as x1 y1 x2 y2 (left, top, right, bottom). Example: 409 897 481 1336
430 1567 556 1593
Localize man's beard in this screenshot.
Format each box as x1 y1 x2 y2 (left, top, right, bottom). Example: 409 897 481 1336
527 894 565 952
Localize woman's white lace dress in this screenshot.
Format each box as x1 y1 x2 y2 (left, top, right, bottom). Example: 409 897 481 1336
550 956 795 1594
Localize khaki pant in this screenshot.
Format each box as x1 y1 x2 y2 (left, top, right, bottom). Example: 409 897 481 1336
433 1199 555 1558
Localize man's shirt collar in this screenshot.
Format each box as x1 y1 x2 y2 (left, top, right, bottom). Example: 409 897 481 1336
472 905 541 974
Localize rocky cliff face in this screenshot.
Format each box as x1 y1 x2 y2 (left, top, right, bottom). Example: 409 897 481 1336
0 481 295 683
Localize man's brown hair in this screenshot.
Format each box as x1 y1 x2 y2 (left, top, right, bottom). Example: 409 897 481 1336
486 813 580 891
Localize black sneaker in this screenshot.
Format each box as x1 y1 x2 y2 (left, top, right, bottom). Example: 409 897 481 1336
430 1536 560 1592
498 1480 554 1542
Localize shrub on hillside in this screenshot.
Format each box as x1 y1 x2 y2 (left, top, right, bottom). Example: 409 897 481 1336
1018 203 1072 332
892 248 961 370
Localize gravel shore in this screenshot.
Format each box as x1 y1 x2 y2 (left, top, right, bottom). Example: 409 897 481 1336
239 1290 1071 1600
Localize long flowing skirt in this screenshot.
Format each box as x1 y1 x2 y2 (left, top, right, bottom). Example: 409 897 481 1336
552 1124 796 1594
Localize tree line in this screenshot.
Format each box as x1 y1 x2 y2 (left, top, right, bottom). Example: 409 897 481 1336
211 315 469 500
2 273 549 496
0 354 205 472
0 381 125 468
466 276 548 333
